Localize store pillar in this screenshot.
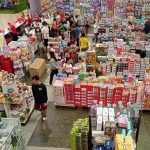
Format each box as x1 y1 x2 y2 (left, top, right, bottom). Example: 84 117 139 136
29 0 42 17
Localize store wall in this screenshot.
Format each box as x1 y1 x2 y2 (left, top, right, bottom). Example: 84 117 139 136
29 0 42 17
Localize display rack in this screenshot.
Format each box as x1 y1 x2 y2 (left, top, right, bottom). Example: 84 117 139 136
3 21 25 44
0 118 25 150
0 72 34 124
89 106 140 149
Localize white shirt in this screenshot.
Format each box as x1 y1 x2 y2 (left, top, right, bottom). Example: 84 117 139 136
50 47 55 52
94 23 98 34
63 63 72 73
41 26 49 39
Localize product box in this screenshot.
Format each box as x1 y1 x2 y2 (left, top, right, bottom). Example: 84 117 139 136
29 58 46 78
103 116 108 126
97 107 103 116
53 80 64 96
108 108 115 117
109 116 115 122
103 108 108 116
97 115 103 131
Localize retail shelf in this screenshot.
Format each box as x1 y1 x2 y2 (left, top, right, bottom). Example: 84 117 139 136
21 101 34 125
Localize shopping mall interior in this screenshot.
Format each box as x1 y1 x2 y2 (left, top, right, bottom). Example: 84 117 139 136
0 0 150 150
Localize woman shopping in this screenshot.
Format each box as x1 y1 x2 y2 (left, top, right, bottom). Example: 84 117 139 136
49 51 58 85
63 58 73 76
79 32 89 51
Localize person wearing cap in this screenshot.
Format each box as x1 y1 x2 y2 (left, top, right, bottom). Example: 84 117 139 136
8 23 18 41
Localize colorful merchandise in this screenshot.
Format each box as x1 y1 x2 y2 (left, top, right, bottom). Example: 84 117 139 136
0 71 34 124
70 118 89 150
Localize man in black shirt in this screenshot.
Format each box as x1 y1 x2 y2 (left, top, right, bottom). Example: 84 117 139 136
32 75 48 121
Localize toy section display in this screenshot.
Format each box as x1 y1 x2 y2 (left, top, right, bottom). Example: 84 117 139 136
0 71 34 124
0 118 25 150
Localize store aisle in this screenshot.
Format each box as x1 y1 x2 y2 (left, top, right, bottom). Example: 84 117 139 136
137 112 150 150
27 102 89 148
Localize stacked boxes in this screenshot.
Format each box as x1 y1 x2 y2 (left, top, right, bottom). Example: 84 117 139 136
107 85 114 105
53 80 64 97
97 107 103 131
93 85 100 104
80 83 87 107
143 73 150 110
129 89 137 104
87 84 94 106
74 84 81 106
113 86 123 105
122 90 130 106
64 79 74 105
139 60 146 81
70 118 89 150
100 86 108 106
128 57 136 74
136 82 144 109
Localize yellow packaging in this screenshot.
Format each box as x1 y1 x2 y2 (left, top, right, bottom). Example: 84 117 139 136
117 144 124 150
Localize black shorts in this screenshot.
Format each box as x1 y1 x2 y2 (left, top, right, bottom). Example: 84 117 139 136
44 39 48 47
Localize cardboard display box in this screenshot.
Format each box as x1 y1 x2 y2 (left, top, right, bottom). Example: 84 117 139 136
29 58 46 78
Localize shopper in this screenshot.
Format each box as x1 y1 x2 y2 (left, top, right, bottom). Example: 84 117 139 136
79 32 89 51
41 21 49 49
51 18 57 37
32 75 48 121
93 21 98 43
63 57 73 76
49 51 58 85
21 12 25 21
8 22 18 41
64 20 70 30
70 15 74 28
50 44 55 52
35 24 42 42
144 17 150 41
60 37 67 58
27 14 32 27
76 57 85 72
75 23 81 46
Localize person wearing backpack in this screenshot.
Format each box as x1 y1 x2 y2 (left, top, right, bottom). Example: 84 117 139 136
49 51 58 85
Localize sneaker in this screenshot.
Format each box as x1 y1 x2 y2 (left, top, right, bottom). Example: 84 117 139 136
42 117 46 121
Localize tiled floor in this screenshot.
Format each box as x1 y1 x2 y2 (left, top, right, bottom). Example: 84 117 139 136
27 102 89 148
